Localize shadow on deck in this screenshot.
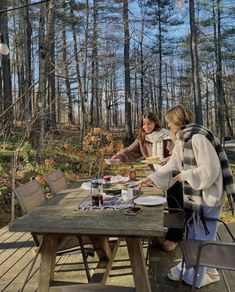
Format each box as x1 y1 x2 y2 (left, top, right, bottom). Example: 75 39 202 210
0 224 234 292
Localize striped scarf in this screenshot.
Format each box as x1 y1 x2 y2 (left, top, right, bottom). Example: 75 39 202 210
179 124 235 215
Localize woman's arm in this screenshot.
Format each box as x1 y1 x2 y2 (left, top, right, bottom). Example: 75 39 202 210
179 134 221 190
112 139 143 163
140 146 180 190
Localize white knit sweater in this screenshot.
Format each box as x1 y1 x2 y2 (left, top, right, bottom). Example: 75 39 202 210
148 134 224 207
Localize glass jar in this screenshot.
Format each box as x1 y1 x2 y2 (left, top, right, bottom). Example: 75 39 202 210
91 182 100 206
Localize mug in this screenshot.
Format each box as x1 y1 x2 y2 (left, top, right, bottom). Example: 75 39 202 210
121 189 133 202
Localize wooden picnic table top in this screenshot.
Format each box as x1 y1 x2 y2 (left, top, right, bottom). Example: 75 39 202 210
9 183 165 238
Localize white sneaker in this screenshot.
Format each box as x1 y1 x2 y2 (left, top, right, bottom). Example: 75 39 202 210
168 265 181 282
200 273 220 288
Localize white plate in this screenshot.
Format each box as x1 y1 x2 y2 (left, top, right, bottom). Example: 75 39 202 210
141 160 151 164
104 158 120 165
134 196 166 206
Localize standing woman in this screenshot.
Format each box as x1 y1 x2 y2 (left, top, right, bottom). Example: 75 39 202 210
112 112 184 251
140 105 234 288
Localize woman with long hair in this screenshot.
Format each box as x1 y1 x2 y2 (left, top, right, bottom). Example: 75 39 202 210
112 112 184 251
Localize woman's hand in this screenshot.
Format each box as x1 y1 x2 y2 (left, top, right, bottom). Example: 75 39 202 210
160 157 169 165
174 173 182 182
139 178 154 188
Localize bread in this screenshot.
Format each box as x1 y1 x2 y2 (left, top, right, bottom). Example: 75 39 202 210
146 156 161 164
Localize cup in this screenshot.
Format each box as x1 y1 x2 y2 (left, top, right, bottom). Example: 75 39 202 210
91 194 100 206
121 189 133 202
103 175 112 182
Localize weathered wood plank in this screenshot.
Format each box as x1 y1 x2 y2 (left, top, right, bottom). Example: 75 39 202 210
90 239 121 284
9 187 164 238
0 229 26 246
0 232 33 259
49 284 135 292
126 238 151 292
0 241 37 280
0 225 9 237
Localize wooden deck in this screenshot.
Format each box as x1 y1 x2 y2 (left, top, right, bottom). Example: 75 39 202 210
0 225 137 292
1 224 235 292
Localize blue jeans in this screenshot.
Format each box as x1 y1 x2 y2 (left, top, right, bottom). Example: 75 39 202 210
176 205 222 287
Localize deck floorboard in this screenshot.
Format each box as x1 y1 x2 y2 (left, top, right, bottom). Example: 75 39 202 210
0 224 234 292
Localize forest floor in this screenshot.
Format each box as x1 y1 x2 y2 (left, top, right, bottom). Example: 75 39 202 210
0 138 234 228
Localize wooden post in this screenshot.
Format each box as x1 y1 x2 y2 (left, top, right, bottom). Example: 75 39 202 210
11 153 17 221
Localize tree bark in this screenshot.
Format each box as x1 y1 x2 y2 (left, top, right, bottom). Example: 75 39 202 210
189 0 203 124
70 0 88 143
123 0 134 141
0 0 13 134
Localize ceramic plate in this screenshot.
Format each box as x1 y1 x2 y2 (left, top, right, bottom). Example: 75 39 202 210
104 158 120 165
134 196 166 206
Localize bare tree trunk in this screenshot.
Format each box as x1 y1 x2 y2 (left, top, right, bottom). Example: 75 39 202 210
36 1 54 163
189 0 202 124
157 7 163 121
70 0 87 143
0 1 13 134
90 0 99 126
62 20 74 125
214 0 233 138
83 0 90 124
47 0 56 130
23 0 32 121
123 0 134 141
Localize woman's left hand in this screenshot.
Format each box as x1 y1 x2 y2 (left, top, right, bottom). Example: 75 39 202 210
174 173 182 182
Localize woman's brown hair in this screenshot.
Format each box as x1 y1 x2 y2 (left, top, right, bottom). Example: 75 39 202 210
165 105 194 128
137 112 161 141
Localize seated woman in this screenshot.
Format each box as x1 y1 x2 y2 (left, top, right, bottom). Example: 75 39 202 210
140 105 234 288
112 112 184 251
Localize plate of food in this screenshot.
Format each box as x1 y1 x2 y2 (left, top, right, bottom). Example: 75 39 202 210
141 156 161 164
103 184 122 195
134 196 166 206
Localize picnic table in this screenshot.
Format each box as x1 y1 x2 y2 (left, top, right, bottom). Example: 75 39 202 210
9 181 165 292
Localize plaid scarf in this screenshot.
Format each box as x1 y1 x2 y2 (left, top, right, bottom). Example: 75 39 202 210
179 124 235 215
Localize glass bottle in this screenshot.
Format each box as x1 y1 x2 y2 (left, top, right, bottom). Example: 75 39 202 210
91 182 100 206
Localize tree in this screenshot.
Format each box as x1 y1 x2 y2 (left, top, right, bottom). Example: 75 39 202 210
69 0 88 143
0 0 13 134
36 1 55 163
123 0 134 141
189 0 203 124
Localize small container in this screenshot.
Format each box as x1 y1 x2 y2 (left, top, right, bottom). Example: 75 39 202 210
129 166 136 181
91 182 101 207
103 175 112 182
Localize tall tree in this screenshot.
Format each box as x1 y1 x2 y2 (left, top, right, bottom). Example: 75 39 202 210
90 0 99 126
62 17 74 125
123 0 133 141
22 0 32 121
36 1 55 163
70 0 88 143
189 0 202 124
47 0 56 130
0 1 13 134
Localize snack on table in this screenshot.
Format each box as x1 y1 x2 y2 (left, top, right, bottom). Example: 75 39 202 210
146 156 161 164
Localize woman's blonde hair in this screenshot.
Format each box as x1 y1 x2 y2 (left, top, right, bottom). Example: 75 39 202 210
165 105 194 128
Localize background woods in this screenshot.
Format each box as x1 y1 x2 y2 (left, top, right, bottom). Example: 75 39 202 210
0 0 234 149
0 0 234 225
